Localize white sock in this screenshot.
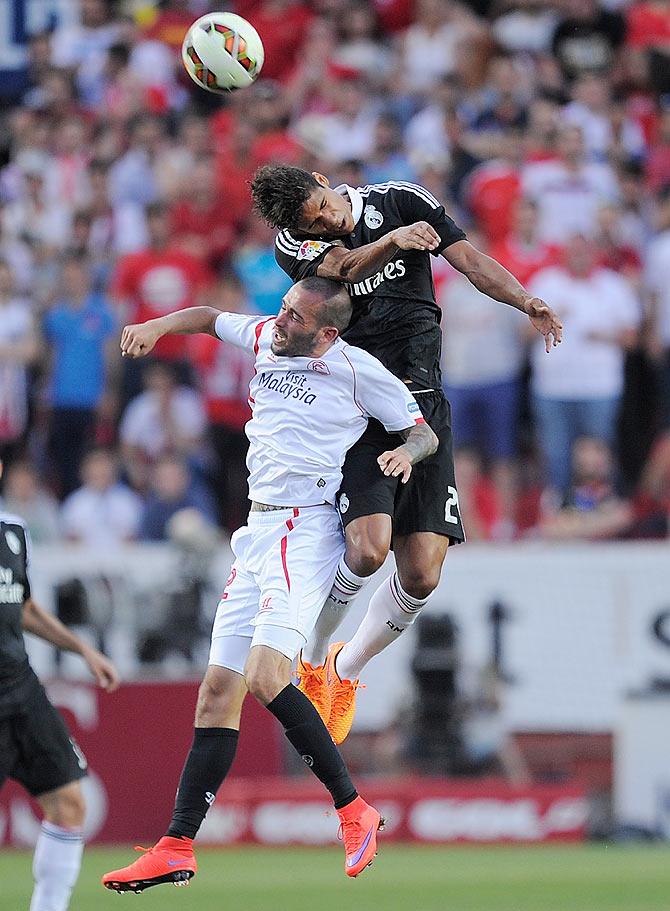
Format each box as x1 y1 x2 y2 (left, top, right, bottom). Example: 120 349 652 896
336 572 430 680
301 557 370 666
30 822 83 911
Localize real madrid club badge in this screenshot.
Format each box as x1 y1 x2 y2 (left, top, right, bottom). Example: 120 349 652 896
363 205 384 229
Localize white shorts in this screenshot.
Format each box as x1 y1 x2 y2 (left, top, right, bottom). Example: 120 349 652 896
208 505 344 674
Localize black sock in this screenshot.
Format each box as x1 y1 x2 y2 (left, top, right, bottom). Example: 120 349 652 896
166 727 239 839
266 684 357 810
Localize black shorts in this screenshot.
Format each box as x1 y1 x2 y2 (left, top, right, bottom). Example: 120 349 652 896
0 674 87 797
337 389 465 543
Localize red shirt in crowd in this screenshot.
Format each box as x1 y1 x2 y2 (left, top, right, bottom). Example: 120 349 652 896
245 1 314 81
112 249 213 360
189 332 253 430
626 2 670 48
169 199 235 265
465 162 522 245
490 236 562 288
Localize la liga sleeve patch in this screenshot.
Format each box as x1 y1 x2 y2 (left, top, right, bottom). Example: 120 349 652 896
297 240 332 261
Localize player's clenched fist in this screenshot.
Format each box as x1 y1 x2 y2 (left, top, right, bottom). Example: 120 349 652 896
120 320 162 358
378 447 413 483
391 221 441 252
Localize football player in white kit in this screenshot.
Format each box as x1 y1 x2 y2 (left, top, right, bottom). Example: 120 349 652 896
102 276 437 893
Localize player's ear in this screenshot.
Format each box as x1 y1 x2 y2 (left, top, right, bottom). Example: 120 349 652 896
312 172 330 188
321 326 338 344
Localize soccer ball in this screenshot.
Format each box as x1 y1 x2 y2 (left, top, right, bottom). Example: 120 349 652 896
181 12 264 93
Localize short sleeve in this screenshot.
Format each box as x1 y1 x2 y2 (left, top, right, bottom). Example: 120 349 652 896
274 231 336 281
214 313 275 352
390 184 466 255
342 346 424 432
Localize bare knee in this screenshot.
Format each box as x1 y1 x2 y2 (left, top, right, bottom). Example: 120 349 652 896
244 648 289 706
397 567 440 600
39 782 86 829
345 517 391 577
195 666 246 728
395 534 448 600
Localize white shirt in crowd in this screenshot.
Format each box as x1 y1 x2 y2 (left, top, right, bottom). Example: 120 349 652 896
440 274 526 387
120 386 207 460
644 229 670 348
561 103 645 162
214 313 423 507
401 20 467 92
0 298 34 441
521 160 619 243
528 266 640 400
60 484 143 548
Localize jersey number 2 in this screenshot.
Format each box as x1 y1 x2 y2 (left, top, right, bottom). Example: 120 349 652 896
444 486 460 525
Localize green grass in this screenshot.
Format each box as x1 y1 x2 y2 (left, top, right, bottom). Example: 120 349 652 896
3 844 670 911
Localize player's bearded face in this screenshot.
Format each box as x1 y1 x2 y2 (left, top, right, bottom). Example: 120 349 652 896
271 321 322 357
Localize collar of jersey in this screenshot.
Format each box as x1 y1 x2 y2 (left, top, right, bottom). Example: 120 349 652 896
334 184 363 227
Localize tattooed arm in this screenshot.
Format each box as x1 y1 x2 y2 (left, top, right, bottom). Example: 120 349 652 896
377 422 439 484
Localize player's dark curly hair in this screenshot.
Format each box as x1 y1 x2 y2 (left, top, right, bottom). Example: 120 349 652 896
250 165 320 230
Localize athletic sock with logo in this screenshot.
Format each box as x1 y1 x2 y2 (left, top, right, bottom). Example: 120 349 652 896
166 727 239 839
30 822 83 911
336 572 429 680
302 557 370 666
267 684 357 809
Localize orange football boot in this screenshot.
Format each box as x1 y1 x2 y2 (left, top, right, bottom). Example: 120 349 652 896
325 641 361 745
337 795 384 877
295 651 331 725
102 836 197 893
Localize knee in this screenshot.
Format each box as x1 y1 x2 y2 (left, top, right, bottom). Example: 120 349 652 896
44 784 86 829
195 672 243 727
346 536 389 578
398 567 441 601
245 661 282 706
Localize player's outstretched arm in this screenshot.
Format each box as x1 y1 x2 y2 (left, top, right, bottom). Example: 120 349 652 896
21 598 120 691
316 222 441 283
120 306 223 358
443 239 563 353
377 423 439 484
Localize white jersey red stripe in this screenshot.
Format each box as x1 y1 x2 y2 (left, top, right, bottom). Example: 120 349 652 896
214 312 423 507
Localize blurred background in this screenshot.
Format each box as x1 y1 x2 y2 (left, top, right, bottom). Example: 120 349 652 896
1 0 670 880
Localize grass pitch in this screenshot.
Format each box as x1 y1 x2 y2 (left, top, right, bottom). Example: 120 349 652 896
2 843 670 911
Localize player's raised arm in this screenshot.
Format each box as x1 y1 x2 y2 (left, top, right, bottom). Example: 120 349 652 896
120 306 222 358
313 223 442 283
443 239 563 352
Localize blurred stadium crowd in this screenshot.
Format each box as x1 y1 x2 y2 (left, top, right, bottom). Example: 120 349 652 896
1 0 670 544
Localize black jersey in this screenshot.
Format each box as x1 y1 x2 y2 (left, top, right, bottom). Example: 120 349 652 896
274 181 466 388
0 513 32 715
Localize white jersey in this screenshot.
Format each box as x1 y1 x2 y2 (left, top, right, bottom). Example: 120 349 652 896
214 312 423 507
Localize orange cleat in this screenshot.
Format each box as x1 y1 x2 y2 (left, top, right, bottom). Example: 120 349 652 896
102 836 197 894
295 651 331 725
337 795 384 878
325 642 360 745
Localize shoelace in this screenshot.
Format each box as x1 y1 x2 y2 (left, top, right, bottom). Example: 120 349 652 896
133 845 153 855
337 815 365 851
329 680 365 718
291 665 322 683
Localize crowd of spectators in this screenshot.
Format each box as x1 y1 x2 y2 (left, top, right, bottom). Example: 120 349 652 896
1 0 670 544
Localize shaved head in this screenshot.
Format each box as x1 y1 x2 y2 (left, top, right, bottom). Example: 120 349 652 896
296 277 352 333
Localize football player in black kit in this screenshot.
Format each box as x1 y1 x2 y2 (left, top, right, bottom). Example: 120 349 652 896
0 465 119 911
251 167 563 744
